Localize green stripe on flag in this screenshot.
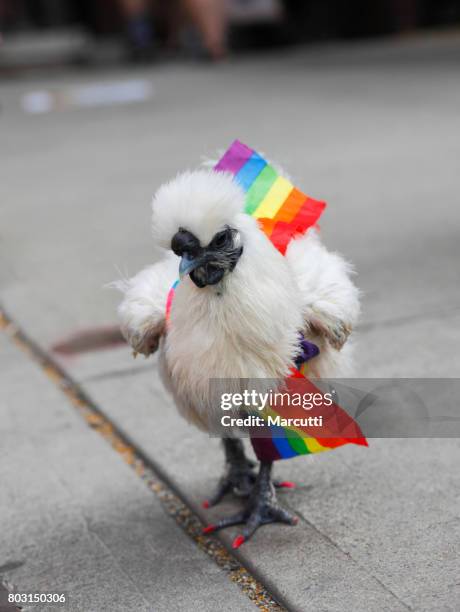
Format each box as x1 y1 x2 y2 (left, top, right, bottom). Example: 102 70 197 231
287 430 311 455
245 165 278 215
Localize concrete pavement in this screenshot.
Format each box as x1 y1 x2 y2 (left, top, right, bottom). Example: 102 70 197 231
1 32 460 611
0 333 256 612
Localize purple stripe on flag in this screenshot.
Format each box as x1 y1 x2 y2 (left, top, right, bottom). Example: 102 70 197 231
250 436 282 462
214 140 254 175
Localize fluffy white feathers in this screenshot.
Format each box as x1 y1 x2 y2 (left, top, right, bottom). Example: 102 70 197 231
113 251 178 355
287 229 360 349
152 170 245 248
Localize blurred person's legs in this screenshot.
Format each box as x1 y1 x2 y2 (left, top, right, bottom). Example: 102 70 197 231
183 0 227 60
119 0 155 59
0 0 22 33
156 1 183 50
390 0 419 31
0 0 5 42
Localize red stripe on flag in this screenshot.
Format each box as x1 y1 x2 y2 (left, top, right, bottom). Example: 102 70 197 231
291 197 326 233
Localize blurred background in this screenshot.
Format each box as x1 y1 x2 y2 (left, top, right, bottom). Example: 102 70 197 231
1 0 460 377
1 0 460 68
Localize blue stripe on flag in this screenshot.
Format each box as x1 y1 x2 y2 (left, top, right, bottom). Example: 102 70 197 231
235 152 267 192
270 424 299 459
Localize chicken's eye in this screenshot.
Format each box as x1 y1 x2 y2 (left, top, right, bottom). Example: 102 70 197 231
210 229 230 250
171 228 200 256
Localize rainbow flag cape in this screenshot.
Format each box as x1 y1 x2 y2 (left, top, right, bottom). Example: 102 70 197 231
250 372 368 463
213 140 367 461
214 140 326 255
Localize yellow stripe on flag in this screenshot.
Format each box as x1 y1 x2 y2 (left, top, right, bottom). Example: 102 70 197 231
303 437 329 454
254 176 293 219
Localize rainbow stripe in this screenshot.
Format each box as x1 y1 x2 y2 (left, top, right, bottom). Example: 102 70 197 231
251 427 367 463
165 279 179 328
215 140 326 255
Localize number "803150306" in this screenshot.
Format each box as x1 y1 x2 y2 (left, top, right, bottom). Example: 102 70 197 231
8 593 66 604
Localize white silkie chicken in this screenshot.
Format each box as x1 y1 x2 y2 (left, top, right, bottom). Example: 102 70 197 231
116 155 360 548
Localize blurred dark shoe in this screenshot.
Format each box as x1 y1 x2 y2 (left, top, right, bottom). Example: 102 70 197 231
125 15 156 63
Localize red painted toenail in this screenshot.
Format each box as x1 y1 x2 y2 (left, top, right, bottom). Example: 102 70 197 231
279 481 296 488
202 524 216 534
232 535 245 549
202 500 210 508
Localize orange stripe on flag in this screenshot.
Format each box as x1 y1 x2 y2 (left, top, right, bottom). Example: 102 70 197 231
275 188 307 223
258 218 277 238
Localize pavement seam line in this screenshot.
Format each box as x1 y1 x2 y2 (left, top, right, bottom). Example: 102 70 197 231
292 508 413 611
80 362 154 384
0 310 286 612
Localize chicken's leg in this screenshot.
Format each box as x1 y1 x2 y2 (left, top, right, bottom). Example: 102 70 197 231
203 461 298 547
203 438 256 508
203 440 296 508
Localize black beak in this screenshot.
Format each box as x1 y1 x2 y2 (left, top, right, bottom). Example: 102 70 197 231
173 227 243 289
179 252 225 288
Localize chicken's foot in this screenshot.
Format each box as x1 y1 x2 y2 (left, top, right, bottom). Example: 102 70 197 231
202 461 298 547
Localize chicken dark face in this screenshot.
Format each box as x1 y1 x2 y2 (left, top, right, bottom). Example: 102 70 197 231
171 226 243 288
